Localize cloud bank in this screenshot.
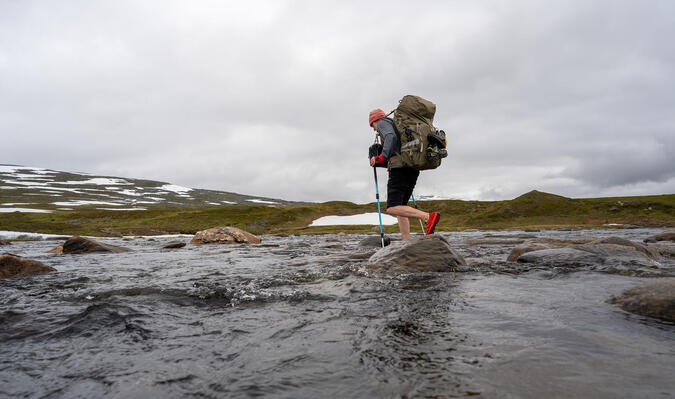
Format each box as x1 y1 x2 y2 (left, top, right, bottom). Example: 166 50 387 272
1 0 674 202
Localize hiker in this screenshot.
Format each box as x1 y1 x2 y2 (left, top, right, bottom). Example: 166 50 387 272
368 108 440 240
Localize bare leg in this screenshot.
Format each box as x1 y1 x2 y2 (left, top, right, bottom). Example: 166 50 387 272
386 205 429 222
397 216 411 240
387 206 430 240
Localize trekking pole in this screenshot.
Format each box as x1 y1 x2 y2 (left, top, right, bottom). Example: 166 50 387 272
373 167 386 248
410 193 426 233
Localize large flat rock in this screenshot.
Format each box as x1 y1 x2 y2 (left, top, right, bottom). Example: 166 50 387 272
367 235 467 273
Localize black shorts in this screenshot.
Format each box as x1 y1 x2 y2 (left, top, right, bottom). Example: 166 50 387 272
386 167 420 209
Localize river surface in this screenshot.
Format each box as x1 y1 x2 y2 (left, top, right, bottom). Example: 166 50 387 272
1 229 674 398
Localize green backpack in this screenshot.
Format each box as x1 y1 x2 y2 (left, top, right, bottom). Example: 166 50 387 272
388 95 447 171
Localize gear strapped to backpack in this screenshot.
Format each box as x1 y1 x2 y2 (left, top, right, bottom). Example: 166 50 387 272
388 95 447 171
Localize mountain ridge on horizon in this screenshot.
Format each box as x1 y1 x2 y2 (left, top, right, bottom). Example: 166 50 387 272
0 164 305 211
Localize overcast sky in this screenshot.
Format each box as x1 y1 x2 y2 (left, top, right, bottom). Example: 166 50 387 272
1 1 674 203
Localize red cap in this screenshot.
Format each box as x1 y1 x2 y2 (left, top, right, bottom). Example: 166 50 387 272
369 109 386 126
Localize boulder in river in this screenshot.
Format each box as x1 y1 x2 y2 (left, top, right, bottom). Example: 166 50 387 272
190 227 261 245
644 230 675 243
608 279 675 322
163 241 186 249
62 236 130 254
0 254 56 279
367 235 467 273
0 240 11 246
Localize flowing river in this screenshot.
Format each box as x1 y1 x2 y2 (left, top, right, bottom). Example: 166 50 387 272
1 228 673 398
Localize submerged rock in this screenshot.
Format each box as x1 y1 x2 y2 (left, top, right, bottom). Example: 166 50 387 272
465 257 494 268
468 238 525 246
190 227 261 244
367 235 467 273
517 248 605 267
644 230 675 243
508 237 659 265
652 243 675 259
608 279 675 322
0 240 11 246
163 241 186 249
358 235 392 247
507 237 596 262
0 254 56 279
62 236 130 254
506 236 673 275
587 237 659 260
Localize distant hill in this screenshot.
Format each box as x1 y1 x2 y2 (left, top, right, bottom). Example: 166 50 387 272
1 167 674 237
0 164 302 212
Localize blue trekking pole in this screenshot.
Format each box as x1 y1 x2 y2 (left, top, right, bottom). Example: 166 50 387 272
373 167 385 248
410 193 426 233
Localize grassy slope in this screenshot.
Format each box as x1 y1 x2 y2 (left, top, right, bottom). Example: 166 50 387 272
1 191 674 237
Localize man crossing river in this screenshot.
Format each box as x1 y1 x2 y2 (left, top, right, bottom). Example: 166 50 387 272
368 107 440 240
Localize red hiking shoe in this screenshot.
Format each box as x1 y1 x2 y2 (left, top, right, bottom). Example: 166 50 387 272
426 212 440 235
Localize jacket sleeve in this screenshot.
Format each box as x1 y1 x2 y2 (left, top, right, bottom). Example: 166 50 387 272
377 119 398 160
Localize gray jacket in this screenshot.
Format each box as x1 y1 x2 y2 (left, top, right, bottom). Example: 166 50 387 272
376 117 400 160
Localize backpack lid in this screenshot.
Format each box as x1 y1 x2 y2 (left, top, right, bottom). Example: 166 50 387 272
396 95 436 125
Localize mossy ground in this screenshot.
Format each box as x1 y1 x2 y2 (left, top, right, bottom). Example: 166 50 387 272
1 191 674 237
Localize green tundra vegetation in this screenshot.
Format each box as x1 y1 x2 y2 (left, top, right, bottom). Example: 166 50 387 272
1 191 674 237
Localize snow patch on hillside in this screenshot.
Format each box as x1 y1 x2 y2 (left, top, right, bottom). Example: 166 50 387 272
59 178 130 185
160 184 192 194
0 208 53 213
247 199 278 205
310 213 397 226
53 200 122 206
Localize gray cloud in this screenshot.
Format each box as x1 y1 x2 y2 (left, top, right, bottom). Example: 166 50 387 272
1 1 674 203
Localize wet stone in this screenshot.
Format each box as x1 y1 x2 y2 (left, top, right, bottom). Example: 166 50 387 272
163 241 187 249
367 235 467 273
190 227 261 245
358 235 392 248
323 244 345 250
46 246 63 254
517 248 605 267
0 254 56 279
465 257 494 268
507 237 656 263
651 243 675 259
608 278 675 322
468 239 525 246
507 237 597 261
644 230 675 243
62 236 131 254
